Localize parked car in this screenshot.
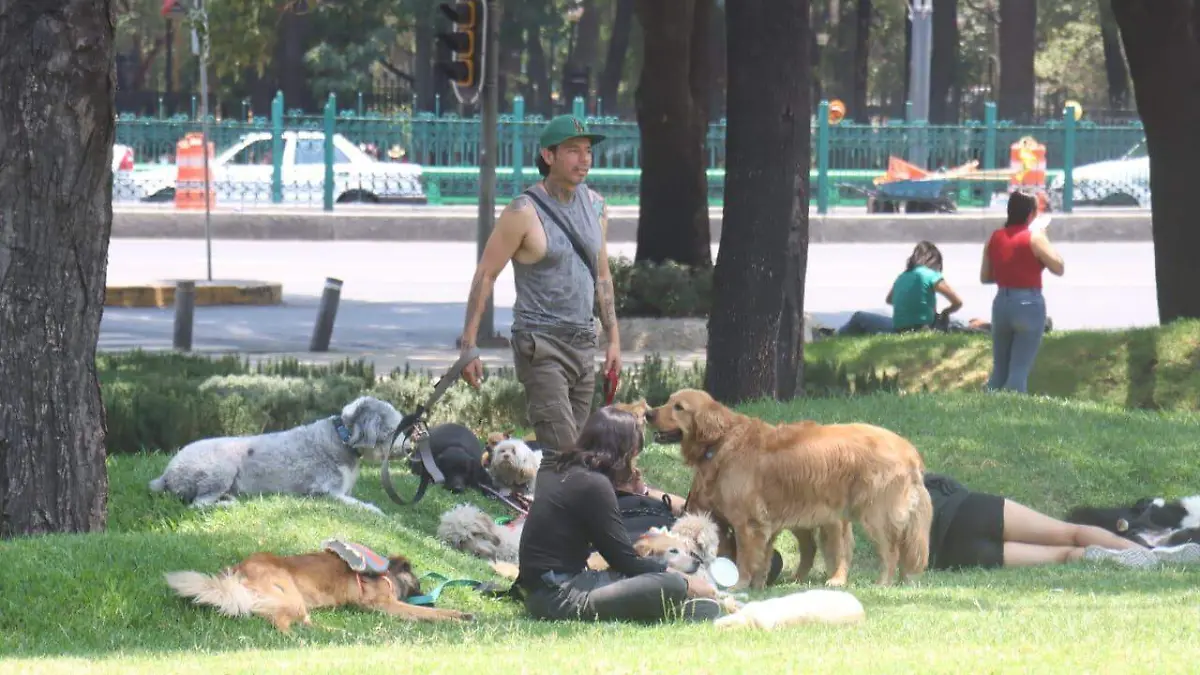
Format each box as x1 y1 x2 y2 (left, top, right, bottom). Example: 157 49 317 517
1048 139 1149 209
123 131 427 205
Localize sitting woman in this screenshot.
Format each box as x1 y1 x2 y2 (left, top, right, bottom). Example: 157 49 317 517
838 240 965 335
926 472 1200 570
515 406 723 622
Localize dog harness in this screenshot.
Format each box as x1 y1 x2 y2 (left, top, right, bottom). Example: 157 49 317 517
322 539 398 598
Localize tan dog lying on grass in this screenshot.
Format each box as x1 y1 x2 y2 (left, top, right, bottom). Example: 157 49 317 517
647 388 932 589
165 542 472 632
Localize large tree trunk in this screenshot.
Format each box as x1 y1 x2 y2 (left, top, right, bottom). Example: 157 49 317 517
0 0 113 537
526 28 552 118
852 0 871 123
561 0 601 108
1098 0 1131 110
997 0 1036 122
415 0 435 113
633 0 711 267
599 0 635 115
929 0 959 123
1112 0 1200 323
706 0 810 405
709 1 727 121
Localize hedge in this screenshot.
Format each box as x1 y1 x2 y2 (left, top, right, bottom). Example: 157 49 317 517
97 351 894 454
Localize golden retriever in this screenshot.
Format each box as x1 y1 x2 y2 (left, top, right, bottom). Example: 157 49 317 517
647 388 932 588
165 546 472 632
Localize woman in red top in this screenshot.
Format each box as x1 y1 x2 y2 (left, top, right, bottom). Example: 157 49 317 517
979 191 1065 393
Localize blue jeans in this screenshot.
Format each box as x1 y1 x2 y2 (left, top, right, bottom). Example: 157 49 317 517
987 288 1046 393
838 311 894 336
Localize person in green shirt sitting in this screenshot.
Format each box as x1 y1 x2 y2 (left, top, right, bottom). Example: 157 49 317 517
887 240 963 332
837 241 964 335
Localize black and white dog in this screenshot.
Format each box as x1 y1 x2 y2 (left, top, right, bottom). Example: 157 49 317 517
1067 495 1200 547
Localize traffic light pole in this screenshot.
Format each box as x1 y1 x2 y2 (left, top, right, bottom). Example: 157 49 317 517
476 0 507 348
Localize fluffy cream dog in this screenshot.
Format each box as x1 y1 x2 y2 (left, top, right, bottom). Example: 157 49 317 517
714 589 865 630
484 438 542 497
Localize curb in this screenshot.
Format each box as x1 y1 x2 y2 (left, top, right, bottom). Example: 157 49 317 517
111 207 1154 244
105 280 284 308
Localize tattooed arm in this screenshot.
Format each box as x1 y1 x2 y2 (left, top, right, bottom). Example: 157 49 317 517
591 189 621 371
460 196 530 352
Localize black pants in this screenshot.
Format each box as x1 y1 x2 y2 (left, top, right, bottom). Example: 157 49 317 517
522 570 716 623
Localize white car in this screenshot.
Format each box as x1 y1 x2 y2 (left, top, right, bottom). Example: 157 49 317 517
1049 140 1149 208
126 131 426 205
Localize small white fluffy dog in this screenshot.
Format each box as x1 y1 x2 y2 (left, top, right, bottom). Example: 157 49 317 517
714 589 866 630
437 503 522 563
148 396 404 514
485 438 542 497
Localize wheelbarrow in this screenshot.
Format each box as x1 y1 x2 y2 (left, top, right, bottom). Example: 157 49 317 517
843 179 958 214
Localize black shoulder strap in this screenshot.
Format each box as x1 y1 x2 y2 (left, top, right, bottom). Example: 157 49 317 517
524 187 598 283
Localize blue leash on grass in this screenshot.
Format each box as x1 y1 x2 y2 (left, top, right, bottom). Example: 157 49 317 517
407 572 513 606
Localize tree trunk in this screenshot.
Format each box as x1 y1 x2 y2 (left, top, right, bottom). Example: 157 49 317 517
1112 0 1200 323
561 0 601 108
998 0 1036 122
709 1 727 121
929 0 959 123
852 0 871 123
527 28 552 117
1098 0 1131 110
633 0 712 267
415 0 435 113
599 0 635 114
706 0 810 405
0 0 113 537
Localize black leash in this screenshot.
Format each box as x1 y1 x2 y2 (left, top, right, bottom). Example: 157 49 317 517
380 347 480 506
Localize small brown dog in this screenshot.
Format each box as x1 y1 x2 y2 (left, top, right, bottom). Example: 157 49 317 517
165 544 473 632
647 388 932 589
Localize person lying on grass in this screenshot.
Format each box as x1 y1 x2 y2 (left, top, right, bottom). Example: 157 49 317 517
514 406 727 622
926 472 1200 570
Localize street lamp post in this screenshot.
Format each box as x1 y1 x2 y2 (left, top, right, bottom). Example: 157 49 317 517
908 0 933 164
179 0 214 281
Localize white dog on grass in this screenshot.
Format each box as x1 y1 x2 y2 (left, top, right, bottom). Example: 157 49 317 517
148 396 403 514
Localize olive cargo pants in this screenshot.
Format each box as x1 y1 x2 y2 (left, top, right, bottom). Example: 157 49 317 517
511 329 596 462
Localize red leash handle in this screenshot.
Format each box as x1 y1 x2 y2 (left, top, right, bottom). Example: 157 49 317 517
604 366 619 405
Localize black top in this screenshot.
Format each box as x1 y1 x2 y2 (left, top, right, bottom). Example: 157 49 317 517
924 471 972 566
517 465 667 586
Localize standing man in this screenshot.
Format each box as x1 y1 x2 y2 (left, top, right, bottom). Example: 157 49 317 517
459 115 622 461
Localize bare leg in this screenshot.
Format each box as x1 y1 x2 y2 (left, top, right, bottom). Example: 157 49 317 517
1003 542 1084 567
1003 500 1145 550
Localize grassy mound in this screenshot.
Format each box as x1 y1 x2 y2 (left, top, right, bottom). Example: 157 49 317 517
808 319 1200 411
3 392 1200 672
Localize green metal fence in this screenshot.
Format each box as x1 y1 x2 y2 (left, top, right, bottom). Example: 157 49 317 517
115 93 1148 214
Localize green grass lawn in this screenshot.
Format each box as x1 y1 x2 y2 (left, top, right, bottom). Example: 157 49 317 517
4 392 1200 673
807 319 1200 411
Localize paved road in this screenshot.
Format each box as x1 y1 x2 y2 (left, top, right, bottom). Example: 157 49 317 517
101 239 1158 364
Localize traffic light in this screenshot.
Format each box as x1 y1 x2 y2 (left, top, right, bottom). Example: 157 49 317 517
436 1 484 89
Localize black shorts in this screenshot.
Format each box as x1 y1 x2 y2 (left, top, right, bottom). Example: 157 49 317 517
936 492 1006 570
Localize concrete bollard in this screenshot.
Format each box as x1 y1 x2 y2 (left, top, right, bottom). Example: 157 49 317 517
309 277 343 352
173 280 196 351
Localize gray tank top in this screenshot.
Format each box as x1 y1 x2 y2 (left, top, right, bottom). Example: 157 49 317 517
511 182 603 341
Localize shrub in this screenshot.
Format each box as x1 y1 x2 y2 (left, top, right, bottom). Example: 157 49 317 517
609 255 712 318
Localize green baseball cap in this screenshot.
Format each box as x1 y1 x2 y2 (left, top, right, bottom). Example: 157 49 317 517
539 114 606 149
